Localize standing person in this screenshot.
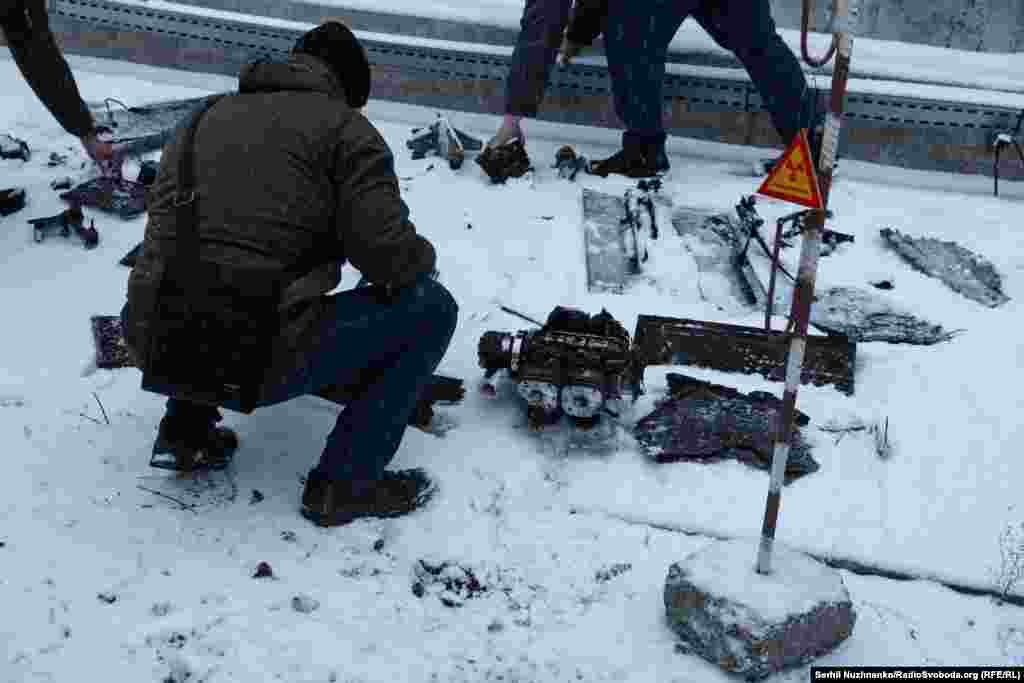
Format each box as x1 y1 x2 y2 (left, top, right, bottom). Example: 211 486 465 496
122 22 458 528
475 0 573 182
1 0 113 162
562 0 821 178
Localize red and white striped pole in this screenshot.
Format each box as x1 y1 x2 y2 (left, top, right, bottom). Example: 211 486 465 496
756 0 857 574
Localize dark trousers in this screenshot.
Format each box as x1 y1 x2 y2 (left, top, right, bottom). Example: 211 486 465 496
165 275 458 482
504 0 573 117
604 0 815 149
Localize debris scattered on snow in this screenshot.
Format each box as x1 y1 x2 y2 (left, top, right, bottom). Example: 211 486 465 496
553 145 587 181
97 591 118 604
673 206 759 310
59 176 147 220
880 227 1010 308
252 562 274 579
248 489 264 505
594 563 632 583
150 601 173 617
90 316 134 370
0 133 30 160
633 314 856 394
406 114 482 170
290 594 319 614
634 373 819 482
0 187 26 216
412 559 488 608
811 286 959 345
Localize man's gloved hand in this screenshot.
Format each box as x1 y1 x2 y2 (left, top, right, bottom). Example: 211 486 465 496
557 34 584 66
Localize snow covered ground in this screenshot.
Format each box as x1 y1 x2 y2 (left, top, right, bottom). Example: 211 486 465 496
4 53 1024 681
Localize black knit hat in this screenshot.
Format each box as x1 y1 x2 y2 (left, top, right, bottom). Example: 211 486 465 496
292 22 371 108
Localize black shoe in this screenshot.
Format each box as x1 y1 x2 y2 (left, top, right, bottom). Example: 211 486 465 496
475 139 532 183
150 416 239 472
588 146 668 178
300 468 438 527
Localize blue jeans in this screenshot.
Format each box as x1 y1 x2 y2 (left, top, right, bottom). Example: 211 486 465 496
165 275 458 481
603 0 815 149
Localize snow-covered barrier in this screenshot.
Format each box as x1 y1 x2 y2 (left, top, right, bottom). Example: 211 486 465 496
664 539 856 680
880 228 1011 308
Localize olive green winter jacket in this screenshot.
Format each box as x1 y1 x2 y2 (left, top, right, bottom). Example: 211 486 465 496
123 53 437 395
0 0 94 136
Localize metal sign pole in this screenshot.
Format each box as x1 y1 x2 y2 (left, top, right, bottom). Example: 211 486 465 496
756 0 857 575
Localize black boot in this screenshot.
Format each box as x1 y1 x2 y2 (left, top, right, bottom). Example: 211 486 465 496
588 143 667 178
300 468 437 527
475 139 532 183
150 410 238 472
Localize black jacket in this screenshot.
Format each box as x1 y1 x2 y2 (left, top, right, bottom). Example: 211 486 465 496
1 0 95 136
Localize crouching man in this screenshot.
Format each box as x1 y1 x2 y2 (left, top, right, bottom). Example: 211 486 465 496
121 22 458 527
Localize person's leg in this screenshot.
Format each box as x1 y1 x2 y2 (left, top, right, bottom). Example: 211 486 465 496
128 286 237 471
592 0 695 176
151 398 236 470
266 275 458 483
478 0 572 183
500 0 574 144
694 0 816 146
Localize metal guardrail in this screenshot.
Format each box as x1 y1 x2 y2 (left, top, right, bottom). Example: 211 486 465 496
48 0 1024 177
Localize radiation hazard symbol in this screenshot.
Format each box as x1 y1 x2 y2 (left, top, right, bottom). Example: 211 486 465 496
756 129 824 210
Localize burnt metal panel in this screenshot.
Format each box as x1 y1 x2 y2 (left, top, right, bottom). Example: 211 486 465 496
633 315 856 395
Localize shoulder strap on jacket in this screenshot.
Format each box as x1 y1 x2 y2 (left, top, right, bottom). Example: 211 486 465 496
171 95 225 274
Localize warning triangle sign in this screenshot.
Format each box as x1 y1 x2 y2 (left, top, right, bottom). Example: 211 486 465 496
756 129 824 210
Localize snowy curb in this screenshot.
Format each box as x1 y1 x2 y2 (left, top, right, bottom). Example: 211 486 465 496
665 539 855 679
